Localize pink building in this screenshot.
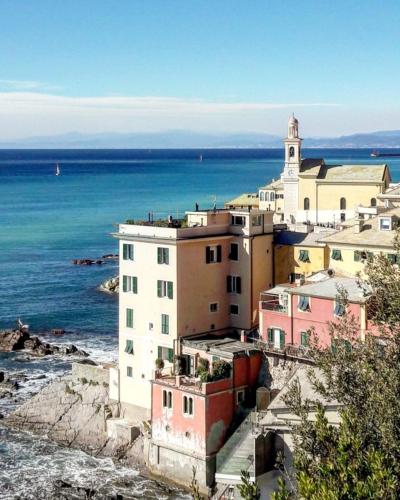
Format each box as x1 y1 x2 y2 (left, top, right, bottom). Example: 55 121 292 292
259 273 377 351
148 337 262 493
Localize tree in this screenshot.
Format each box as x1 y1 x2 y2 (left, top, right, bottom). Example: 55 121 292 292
238 470 261 500
273 239 400 499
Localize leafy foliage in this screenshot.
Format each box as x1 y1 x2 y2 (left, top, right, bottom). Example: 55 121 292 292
238 470 260 499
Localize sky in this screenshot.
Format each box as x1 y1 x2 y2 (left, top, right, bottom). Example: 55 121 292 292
0 0 400 140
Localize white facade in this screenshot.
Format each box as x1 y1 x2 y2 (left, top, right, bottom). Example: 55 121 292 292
281 115 302 223
113 209 274 411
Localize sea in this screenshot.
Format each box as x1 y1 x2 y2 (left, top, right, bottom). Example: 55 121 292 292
1 148 400 499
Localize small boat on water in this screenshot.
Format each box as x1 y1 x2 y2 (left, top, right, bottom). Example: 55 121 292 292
371 150 400 158
199 154 203 162
55 163 61 176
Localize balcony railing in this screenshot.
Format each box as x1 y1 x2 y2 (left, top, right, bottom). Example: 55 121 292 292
260 300 288 313
256 340 312 360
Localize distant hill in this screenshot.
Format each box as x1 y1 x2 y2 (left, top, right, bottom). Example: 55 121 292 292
1 130 400 149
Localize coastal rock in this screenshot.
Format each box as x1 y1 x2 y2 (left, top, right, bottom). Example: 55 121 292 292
5 375 144 463
0 330 88 358
99 276 119 294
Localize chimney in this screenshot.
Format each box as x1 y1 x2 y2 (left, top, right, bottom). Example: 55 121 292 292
354 218 364 233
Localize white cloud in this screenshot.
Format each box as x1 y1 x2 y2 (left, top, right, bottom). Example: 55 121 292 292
0 80 61 92
0 91 341 139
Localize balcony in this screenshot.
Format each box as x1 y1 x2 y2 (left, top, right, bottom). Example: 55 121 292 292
256 340 312 361
260 295 288 314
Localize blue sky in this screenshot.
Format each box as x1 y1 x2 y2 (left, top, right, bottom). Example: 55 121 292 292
0 0 399 139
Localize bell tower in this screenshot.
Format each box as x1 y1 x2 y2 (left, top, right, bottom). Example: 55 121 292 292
281 115 302 223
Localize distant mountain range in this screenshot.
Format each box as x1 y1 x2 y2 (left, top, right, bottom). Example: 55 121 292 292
1 129 400 149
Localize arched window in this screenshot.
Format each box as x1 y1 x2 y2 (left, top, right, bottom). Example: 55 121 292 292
265 192 269 201
370 197 377 207
270 192 275 202
304 197 310 210
289 146 295 157
340 197 346 210
259 191 264 201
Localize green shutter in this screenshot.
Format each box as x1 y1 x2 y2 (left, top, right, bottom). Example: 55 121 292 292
167 281 173 299
168 348 174 363
157 247 162 264
157 280 162 297
280 331 285 348
301 331 309 347
354 251 361 262
164 248 169 265
388 254 397 264
158 346 162 359
267 328 273 343
161 314 169 334
126 308 133 328
123 244 128 260
122 275 128 292
132 276 138 294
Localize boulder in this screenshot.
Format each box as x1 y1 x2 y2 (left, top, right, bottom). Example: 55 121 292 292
0 330 30 352
99 276 119 294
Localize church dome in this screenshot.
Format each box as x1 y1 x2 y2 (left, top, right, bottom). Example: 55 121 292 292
288 114 298 125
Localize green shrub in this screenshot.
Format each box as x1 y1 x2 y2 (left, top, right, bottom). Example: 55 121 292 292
155 358 165 370
211 360 231 381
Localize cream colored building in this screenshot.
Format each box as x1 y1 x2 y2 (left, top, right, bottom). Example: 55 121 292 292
112 208 274 412
258 116 391 225
318 208 400 277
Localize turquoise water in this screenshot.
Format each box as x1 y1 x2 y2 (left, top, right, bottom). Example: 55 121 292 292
1 148 400 498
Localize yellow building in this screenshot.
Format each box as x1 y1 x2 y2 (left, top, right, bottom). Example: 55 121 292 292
258 116 391 225
273 231 331 284
112 208 274 412
318 208 400 276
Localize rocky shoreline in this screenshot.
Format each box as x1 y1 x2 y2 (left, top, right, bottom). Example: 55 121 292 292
99 276 119 294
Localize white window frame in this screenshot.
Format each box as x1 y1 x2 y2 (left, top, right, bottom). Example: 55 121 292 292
182 394 194 418
209 302 219 313
252 215 262 226
231 215 246 226
162 389 173 410
230 304 240 315
209 245 218 263
297 295 311 312
380 218 391 231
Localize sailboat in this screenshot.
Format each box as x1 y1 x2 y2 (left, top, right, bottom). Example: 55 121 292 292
55 163 61 176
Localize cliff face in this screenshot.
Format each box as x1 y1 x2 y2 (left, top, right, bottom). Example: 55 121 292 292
5 375 145 464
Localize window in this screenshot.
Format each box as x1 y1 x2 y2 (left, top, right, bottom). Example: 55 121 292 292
298 295 310 312
157 280 173 299
231 215 245 226
265 192 270 202
289 146 295 157
340 213 346 222
267 328 274 343
300 331 309 347
126 308 134 328
230 304 239 315
236 390 245 405
206 245 222 263
126 366 133 377
227 275 241 294
298 249 310 263
331 249 342 261
387 253 400 264
161 314 169 334
162 390 172 409
183 395 194 416
122 243 134 261
371 198 377 207
157 247 169 265
380 218 391 231
209 303 219 313
354 250 370 262
124 339 134 354
259 191 264 201
158 346 174 363
229 243 239 261
334 301 345 317
267 328 285 348
122 275 138 293
303 197 310 210
340 198 346 210
252 215 262 226
270 192 275 202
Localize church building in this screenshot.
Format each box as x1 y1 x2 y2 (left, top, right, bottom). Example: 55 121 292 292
258 116 391 225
